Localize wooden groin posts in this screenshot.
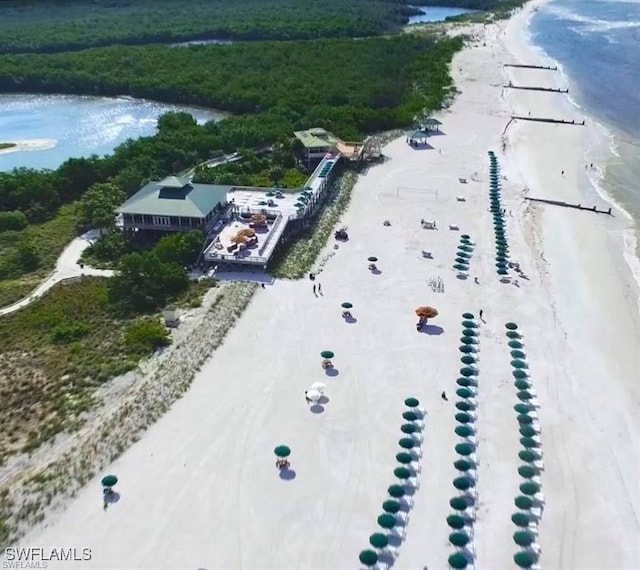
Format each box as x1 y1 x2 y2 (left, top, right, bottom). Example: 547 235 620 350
511 116 585 126
504 64 558 70
504 85 568 94
525 197 612 215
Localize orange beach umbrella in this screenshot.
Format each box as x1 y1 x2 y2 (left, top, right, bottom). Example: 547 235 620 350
415 306 438 319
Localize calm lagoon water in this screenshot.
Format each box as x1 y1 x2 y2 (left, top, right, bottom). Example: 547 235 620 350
408 6 478 24
0 93 224 172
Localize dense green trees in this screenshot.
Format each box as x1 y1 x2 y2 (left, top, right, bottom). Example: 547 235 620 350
0 0 415 53
154 231 205 267
0 211 28 232
79 182 125 231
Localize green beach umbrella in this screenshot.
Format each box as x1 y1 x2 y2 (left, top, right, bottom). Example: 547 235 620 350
457 251 472 259
515 379 531 390
367 256 378 262
388 484 405 498
461 355 477 364
517 390 534 401
456 388 475 400
455 257 470 264
455 443 475 456
461 311 474 318
401 423 419 434
514 551 537 568
459 345 476 353
497 269 509 276
519 425 537 437
520 481 540 495
377 514 397 529
513 369 528 379
394 467 412 480
458 245 474 252
341 302 353 309
520 437 540 448
519 450 539 463
399 438 416 449
518 465 537 479
454 459 473 472
449 531 470 548
448 553 468 569
511 512 531 527
462 320 478 328
460 367 477 377
518 414 534 425
515 495 534 509
456 378 474 388
320 351 334 359
506 330 521 339
510 341 524 349
455 401 473 412
453 477 475 491
403 411 418 422
506 322 518 330
453 264 470 271
513 530 535 547
460 337 478 345
383 499 402 514
274 446 291 458
359 550 378 567
405 397 420 408
514 403 532 414
369 533 389 549
396 452 414 464
455 424 475 437
512 359 528 369
511 349 526 358
447 514 466 529
455 412 473 424
101 475 118 487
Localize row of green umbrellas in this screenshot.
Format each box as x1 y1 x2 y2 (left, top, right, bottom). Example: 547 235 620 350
488 152 509 275
454 235 474 273
359 398 424 567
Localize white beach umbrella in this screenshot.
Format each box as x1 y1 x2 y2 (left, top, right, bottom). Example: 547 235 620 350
310 382 326 394
306 389 322 402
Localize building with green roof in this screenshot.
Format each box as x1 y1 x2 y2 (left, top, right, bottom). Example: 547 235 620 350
117 175 231 233
293 127 341 166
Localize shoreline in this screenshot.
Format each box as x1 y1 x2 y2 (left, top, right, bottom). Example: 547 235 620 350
0 138 57 155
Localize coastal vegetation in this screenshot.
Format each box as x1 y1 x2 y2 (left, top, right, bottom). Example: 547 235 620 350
0 143 16 150
0 0 415 54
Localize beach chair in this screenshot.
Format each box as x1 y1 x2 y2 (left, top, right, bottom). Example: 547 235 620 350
449 223 460 230
423 220 436 230
422 250 432 258
456 196 466 202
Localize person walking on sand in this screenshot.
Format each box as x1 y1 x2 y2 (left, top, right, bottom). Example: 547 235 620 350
313 284 316 295
441 391 448 401
479 309 484 320
474 277 479 284
318 283 322 295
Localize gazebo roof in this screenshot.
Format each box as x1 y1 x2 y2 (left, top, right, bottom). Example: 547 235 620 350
421 117 442 126
408 130 429 139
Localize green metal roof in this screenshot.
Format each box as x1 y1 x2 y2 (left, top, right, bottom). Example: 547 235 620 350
118 180 231 218
408 130 429 139
421 118 442 126
293 127 341 149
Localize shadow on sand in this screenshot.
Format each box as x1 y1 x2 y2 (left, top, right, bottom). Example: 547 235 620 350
325 368 339 377
279 469 297 480
345 316 358 324
419 324 444 335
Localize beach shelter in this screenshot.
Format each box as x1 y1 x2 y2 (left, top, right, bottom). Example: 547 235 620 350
454 459 473 472
401 423 419 434
455 443 475 456
388 484 405 498
399 438 416 449
455 412 473 424
341 302 353 309
520 437 540 448
394 467 412 480
101 475 118 487
519 425 537 437
518 414 534 425
511 512 531 527
274 445 291 458
449 532 471 548
520 481 541 496
460 355 477 364
514 551 537 569
377 514 397 529
518 465 537 479
455 401 473 412
369 533 389 549
453 477 475 491
416 306 438 319
456 388 475 400
514 495 534 510
405 397 420 408
403 411 419 422
448 553 469 569
359 550 378 567
382 499 402 514
519 450 539 463
396 452 414 464
447 514 466 529
455 424 475 437
450 497 468 512
513 530 535 547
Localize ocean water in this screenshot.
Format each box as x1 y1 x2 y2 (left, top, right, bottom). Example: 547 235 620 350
0 94 224 172
408 6 478 24
530 0 640 285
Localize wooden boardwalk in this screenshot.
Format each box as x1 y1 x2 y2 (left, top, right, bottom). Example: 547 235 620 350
504 64 558 70
526 197 612 215
504 85 568 94
511 116 585 126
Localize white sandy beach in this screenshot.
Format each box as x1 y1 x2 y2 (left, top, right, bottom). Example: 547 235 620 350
0 138 57 154
4 2 640 569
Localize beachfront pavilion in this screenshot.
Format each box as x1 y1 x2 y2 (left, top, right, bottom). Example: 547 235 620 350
407 129 430 147
293 128 341 164
116 175 231 233
419 117 443 132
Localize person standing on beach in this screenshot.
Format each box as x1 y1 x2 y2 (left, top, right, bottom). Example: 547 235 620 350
479 309 484 320
313 284 316 295
318 283 322 295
